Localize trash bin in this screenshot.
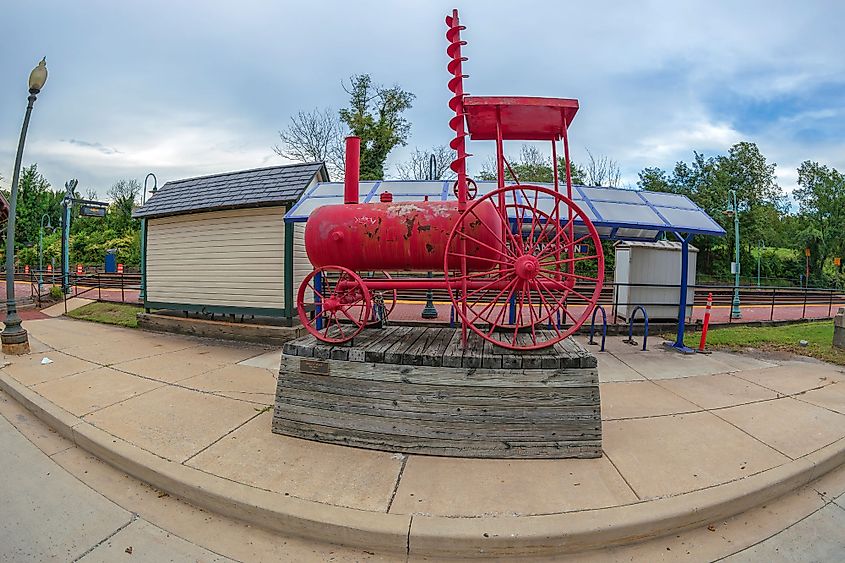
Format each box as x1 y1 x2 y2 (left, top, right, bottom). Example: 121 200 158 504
105 249 117 273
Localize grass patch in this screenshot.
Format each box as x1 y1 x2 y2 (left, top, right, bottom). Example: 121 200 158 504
683 321 845 366
67 302 141 328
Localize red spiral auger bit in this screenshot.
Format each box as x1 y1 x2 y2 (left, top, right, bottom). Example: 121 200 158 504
446 9 470 211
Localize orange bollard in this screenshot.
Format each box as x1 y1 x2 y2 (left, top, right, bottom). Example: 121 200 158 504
24 265 29 274
47 264 52 273
699 292 713 352
117 263 124 274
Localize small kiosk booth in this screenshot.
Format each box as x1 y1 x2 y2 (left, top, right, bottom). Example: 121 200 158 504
133 162 326 323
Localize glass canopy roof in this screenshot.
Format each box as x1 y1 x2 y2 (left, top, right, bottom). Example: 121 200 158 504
285 181 725 241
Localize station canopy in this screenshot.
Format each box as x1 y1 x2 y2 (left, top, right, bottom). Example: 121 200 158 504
284 180 725 242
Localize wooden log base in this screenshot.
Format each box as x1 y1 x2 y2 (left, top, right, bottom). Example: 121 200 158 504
274 327 601 459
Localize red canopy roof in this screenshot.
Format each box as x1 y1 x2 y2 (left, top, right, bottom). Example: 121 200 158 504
462 96 579 141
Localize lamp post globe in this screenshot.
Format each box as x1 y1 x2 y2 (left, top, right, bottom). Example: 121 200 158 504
29 58 48 93
3 58 48 355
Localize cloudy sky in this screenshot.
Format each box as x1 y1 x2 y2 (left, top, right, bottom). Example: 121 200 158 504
2 0 843 201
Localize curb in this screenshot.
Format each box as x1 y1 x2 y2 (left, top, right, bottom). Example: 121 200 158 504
1 372 843 558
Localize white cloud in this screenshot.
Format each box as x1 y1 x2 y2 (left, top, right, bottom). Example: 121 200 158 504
632 121 743 160
2 0 844 200
13 110 285 197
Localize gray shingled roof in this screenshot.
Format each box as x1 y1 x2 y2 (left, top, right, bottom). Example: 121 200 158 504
133 162 326 219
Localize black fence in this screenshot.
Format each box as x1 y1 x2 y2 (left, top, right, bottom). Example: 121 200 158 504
319 272 845 325
5 268 845 325
8 269 141 306
601 282 845 324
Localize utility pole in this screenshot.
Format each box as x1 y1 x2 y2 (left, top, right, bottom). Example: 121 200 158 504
727 190 741 319
421 154 439 320
2 58 49 355
61 180 77 294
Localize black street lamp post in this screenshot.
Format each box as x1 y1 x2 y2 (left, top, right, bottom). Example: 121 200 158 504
3 58 48 355
421 154 439 319
39 213 52 293
143 172 157 206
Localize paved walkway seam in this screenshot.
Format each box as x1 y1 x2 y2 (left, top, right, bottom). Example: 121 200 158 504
602 449 642 501
181 409 266 465
711 490 843 562
106 362 276 409
70 513 137 562
386 455 409 514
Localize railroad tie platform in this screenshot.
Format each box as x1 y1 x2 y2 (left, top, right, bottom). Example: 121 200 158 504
274 326 601 459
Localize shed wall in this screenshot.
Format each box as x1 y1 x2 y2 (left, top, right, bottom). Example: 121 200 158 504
146 207 286 311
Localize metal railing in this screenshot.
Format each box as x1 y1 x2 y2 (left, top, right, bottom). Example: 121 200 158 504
355 276 845 326
69 272 141 304
7 268 141 307
5 267 844 326
605 282 845 325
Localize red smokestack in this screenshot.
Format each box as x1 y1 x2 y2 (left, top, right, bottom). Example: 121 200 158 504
344 136 360 204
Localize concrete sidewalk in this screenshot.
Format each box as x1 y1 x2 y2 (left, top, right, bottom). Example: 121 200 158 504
0 387 397 562
1 316 844 559
0 398 230 562
3 384 845 563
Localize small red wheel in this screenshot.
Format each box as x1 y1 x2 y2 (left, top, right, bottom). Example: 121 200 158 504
366 271 397 326
452 178 478 200
443 184 604 350
297 266 372 344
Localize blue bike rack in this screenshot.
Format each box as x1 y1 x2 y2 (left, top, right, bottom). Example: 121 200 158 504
588 305 607 351
623 305 649 351
508 294 516 324
546 308 563 331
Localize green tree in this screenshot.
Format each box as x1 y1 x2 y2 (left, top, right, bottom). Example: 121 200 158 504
715 142 785 258
0 166 145 268
636 143 784 277
339 74 415 180
9 164 63 252
637 167 673 193
793 161 845 284
106 179 141 231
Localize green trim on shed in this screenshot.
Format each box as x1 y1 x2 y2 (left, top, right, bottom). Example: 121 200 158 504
284 204 295 319
140 218 147 304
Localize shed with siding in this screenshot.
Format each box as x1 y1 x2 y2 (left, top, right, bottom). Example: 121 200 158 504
132 162 326 323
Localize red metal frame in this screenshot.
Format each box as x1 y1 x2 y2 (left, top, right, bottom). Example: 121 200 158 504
462 96 579 140
296 9 605 351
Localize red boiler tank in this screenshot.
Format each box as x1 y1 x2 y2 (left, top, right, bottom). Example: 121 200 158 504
305 200 505 272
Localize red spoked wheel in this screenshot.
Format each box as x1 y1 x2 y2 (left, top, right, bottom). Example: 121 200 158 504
443 184 604 350
297 266 372 344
